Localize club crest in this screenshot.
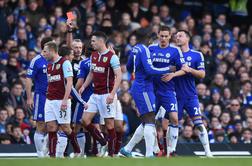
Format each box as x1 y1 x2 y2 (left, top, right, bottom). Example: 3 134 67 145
187 56 192 61
103 57 108 63
56 64 61 70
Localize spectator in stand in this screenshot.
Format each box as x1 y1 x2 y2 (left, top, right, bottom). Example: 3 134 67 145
6 81 26 110
0 108 8 133
240 128 252 144
178 125 194 143
0 133 11 144
10 125 26 144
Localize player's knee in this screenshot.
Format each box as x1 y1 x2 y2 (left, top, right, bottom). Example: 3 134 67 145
170 116 178 126
73 124 81 133
36 122 46 132
115 123 124 132
83 119 91 127
105 118 114 130
60 125 72 135
81 116 91 127
46 122 57 132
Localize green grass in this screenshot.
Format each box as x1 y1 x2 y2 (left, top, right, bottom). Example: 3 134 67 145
0 157 252 166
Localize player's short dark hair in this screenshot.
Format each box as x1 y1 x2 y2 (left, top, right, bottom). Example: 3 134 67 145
91 31 108 42
11 125 21 132
159 26 171 33
242 128 252 134
0 133 11 142
177 30 191 39
11 80 23 89
59 46 72 57
83 43 93 58
41 37 53 50
44 41 58 53
242 80 252 86
132 29 150 45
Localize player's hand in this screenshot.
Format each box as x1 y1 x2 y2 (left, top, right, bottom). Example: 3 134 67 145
169 65 177 72
66 19 74 31
79 85 85 95
106 93 114 104
182 64 191 73
161 73 175 82
26 98 34 110
83 103 88 110
61 99 68 111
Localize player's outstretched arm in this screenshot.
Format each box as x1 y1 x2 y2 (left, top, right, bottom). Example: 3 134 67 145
75 78 84 91
182 65 205 79
66 19 74 48
79 71 93 94
140 46 171 75
71 87 88 109
161 69 186 82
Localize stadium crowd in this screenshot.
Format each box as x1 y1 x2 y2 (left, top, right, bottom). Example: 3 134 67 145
0 0 252 148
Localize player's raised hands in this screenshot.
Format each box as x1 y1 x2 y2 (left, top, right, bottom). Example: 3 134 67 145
161 73 175 82
66 19 74 31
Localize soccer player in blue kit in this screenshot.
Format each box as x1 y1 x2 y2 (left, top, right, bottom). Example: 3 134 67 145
149 26 186 157
174 30 212 157
120 31 174 157
26 37 54 157
74 45 100 157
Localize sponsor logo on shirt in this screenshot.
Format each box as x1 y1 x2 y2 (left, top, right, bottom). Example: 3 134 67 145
153 58 170 63
48 74 61 82
91 63 105 73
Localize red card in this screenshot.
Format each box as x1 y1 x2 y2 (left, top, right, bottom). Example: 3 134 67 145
66 12 75 20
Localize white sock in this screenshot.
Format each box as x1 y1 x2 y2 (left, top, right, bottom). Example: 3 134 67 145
34 131 46 158
198 125 212 155
124 124 144 152
167 125 178 155
144 124 155 157
56 131 68 158
153 129 160 153
77 132 86 156
42 133 49 156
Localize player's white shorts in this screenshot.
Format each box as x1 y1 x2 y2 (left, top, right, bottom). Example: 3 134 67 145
100 99 123 125
155 106 166 120
85 93 116 119
44 99 71 124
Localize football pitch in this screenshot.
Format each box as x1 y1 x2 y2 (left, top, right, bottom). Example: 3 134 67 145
0 157 252 166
